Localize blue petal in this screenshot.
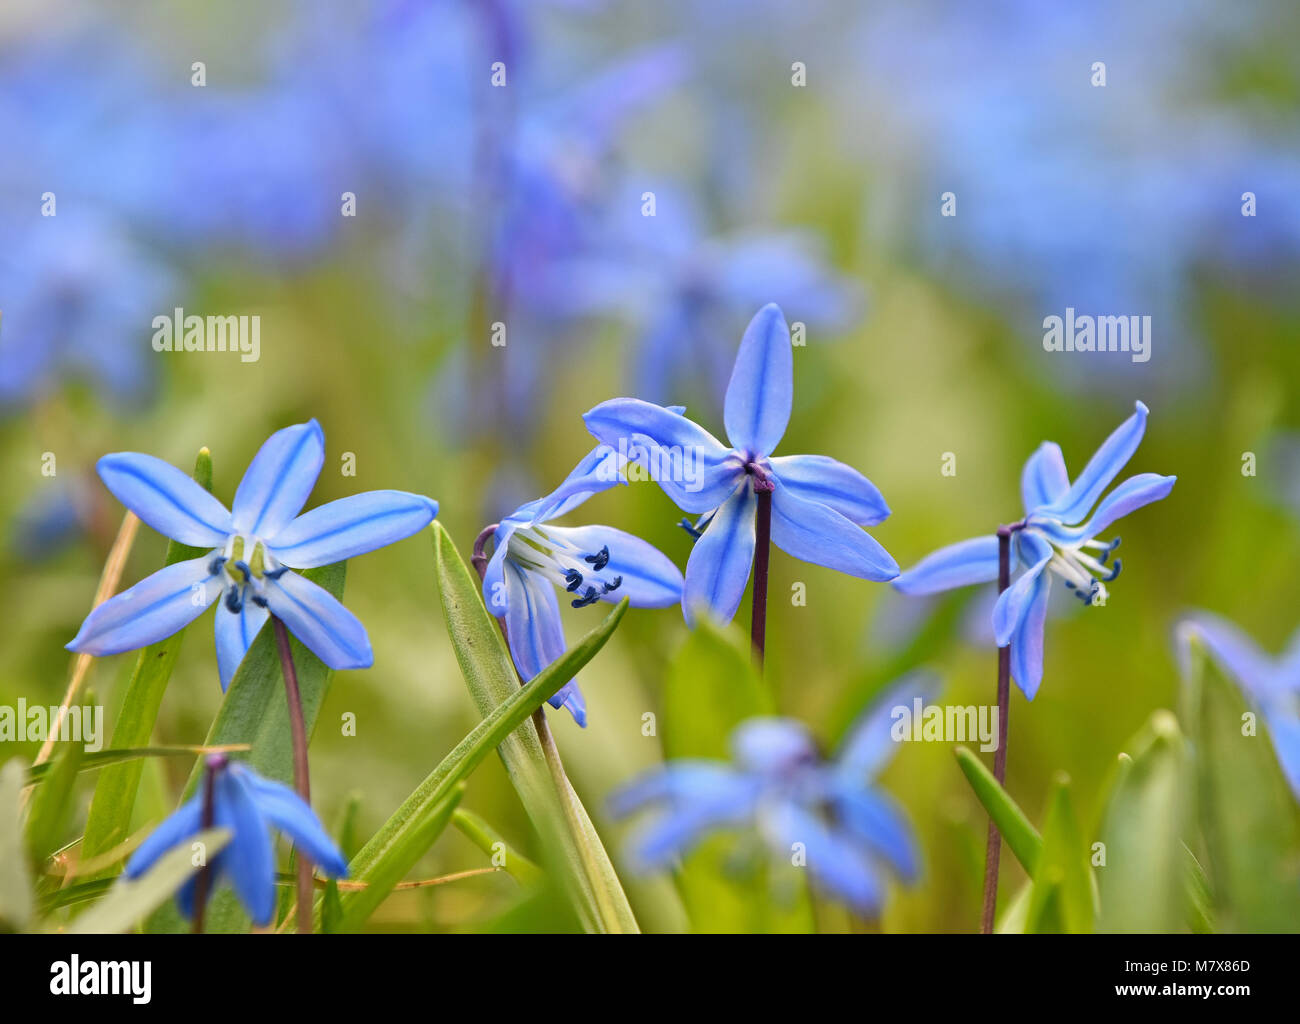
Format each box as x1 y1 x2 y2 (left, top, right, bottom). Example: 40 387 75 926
481 523 517 617
730 718 819 777
215 769 277 926
237 766 349 878
992 534 1053 648
97 452 232 546
831 786 919 881
723 303 793 458
1008 568 1052 700
230 420 325 537
262 569 373 671
1037 401 1148 525
1177 612 1282 703
683 481 755 626
268 490 438 567
583 397 742 514
214 597 269 692
543 524 683 608
1069 473 1175 539
892 536 1000 596
67 556 222 656
528 444 625 524
761 800 883 915
124 796 203 878
504 562 586 726
836 670 942 781
770 480 899 580
1020 441 1070 513
769 453 890 526
1264 712 1300 803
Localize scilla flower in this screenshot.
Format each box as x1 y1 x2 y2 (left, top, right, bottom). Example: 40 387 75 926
126 754 347 926
67 420 437 688
893 402 1175 698
481 444 684 726
610 675 931 915
1177 612 1300 801
584 302 898 625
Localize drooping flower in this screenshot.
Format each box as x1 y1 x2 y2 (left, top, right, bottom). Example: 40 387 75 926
481 444 683 726
1176 612 1300 801
67 420 438 689
893 401 1175 698
584 302 898 626
125 754 347 926
609 675 932 915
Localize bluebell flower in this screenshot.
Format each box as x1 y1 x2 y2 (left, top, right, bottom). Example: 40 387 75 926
67 420 438 689
482 444 683 726
584 303 898 625
610 675 930 915
1177 612 1300 802
894 402 1175 698
125 755 347 926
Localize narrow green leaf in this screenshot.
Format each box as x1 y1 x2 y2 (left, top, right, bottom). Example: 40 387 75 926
69 828 230 934
430 521 638 934
29 744 247 785
82 448 214 865
954 745 1043 874
453 808 542 885
1025 773 1093 933
0 759 34 930
25 729 85 866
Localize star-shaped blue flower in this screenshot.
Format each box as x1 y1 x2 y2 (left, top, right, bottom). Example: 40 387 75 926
482 444 684 726
1177 612 1300 802
609 675 931 915
67 420 438 688
584 302 898 625
893 401 1175 698
125 755 348 927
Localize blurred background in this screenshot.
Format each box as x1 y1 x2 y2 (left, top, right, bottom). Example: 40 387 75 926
1 0 1298 931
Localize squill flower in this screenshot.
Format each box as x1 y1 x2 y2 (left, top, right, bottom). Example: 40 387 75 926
584 302 898 626
125 755 347 926
481 444 683 726
67 420 437 688
894 401 1175 697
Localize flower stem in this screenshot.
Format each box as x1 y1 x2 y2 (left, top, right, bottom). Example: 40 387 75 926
191 756 221 934
980 525 1015 934
272 616 313 935
750 478 775 668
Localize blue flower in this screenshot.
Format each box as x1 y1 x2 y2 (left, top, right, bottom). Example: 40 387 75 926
67 420 438 689
610 675 930 915
1177 613 1300 802
125 755 347 927
584 303 898 626
893 402 1175 698
482 444 683 726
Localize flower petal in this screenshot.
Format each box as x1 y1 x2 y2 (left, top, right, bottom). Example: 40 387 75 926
214 597 270 692
504 562 586 726
268 490 437 567
1037 401 1148 525
770 480 899 581
683 481 755 626
542 523 683 608
66 555 222 656
215 769 277 926
892 536 1000 596
1073 473 1175 539
583 397 742 514
97 452 232 546
760 800 883 915
230 420 325 537
1020 441 1070 513
528 444 626 524
238 767 349 877
124 796 203 878
992 533 1053 648
1008 569 1052 700
769 453 890 526
831 786 919 881
836 670 942 781
1264 712 1300 803
261 569 373 671
723 303 793 457
1177 612 1283 704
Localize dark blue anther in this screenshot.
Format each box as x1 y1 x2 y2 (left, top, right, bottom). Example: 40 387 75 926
208 555 227 575
1103 558 1122 582
678 518 703 541
571 586 599 608
224 587 243 613
563 569 584 592
602 575 623 594
264 565 288 580
251 594 268 608
585 545 610 571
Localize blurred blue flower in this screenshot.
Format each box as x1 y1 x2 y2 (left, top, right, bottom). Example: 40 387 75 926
894 401 1175 698
1177 612 1300 801
610 675 931 916
67 420 438 688
126 754 347 926
585 303 897 625
482 443 683 726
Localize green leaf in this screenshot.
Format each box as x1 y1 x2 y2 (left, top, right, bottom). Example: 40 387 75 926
29 744 246 785
1182 642 1300 932
81 448 214 866
954 745 1043 874
0 759 34 931
1024 773 1094 933
430 521 638 934
68 828 230 934
25 728 85 866
452 808 542 886
1096 711 1191 933
336 570 628 930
